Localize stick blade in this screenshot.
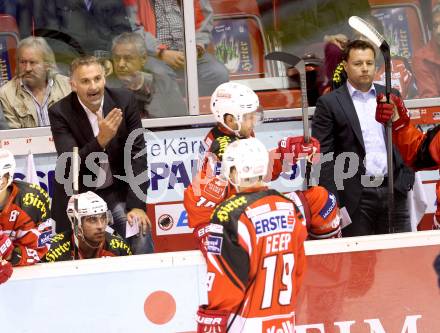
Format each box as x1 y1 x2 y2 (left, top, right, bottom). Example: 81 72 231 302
265 52 302 67
348 16 384 48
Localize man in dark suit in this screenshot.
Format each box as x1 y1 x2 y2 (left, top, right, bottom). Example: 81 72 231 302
312 40 414 237
49 55 153 254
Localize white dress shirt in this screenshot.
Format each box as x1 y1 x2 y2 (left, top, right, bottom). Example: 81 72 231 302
78 97 103 136
347 81 388 176
77 96 113 188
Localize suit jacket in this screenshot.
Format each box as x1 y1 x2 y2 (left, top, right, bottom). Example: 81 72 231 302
311 83 414 221
49 87 148 232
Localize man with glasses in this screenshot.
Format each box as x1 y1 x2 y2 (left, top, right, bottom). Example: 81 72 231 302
109 32 186 118
44 191 131 262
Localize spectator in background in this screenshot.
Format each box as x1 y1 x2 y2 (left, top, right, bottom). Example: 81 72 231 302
109 32 187 118
312 40 414 237
0 105 10 130
41 0 133 67
49 56 153 255
129 0 229 96
0 0 36 38
43 191 131 262
322 34 348 93
0 36 70 128
412 4 440 98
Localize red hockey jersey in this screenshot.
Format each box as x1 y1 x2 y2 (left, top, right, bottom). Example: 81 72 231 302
201 187 307 332
184 124 341 239
0 181 51 266
184 124 285 229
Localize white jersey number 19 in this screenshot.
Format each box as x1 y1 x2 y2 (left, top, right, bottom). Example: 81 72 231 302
261 253 295 309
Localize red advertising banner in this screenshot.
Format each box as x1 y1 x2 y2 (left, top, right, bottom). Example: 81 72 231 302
296 245 440 332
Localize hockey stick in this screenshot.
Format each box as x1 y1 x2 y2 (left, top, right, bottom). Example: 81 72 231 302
265 52 311 188
72 146 79 260
265 52 310 143
348 16 394 233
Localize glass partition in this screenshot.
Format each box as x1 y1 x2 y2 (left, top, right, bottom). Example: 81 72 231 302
204 0 439 113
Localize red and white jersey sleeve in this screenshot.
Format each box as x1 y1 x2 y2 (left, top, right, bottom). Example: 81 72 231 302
286 186 341 240
392 123 426 168
202 188 307 332
0 181 51 266
184 126 238 229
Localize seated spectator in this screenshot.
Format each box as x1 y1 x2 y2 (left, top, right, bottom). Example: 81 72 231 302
0 36 71 128
44 191 131 262
0 105 9 130
109 32 187 118
129 0 229 96
412 4 440 98
0 148 52 269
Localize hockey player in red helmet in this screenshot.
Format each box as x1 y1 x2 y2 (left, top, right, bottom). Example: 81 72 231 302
0 148 52 284
44 191 131 262
196 138 308 333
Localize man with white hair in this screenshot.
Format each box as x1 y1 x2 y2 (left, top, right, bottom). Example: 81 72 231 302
0 36 71 128
0 148 52 284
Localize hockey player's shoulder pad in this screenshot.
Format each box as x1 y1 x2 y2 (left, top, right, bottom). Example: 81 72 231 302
14 180 51 223
211 189 278 226
211 193 249 225
107 233 132 256
43 231 72 262
303 186 341 239
209 135 239 161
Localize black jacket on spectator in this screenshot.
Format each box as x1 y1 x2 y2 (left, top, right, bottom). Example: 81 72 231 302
106 69 187 118
312 83 414 223
42 0 131 55
49 87 148 232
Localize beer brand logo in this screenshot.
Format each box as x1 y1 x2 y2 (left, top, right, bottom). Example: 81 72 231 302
215 196 247 223
158 214 174 231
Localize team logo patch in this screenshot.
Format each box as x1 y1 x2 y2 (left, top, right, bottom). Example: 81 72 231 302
157 214 174 231
204 178 226 200
38 231 52 247
319 192 336 219
207 236 223 255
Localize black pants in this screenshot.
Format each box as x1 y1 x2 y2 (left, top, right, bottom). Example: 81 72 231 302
342 185 411 237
